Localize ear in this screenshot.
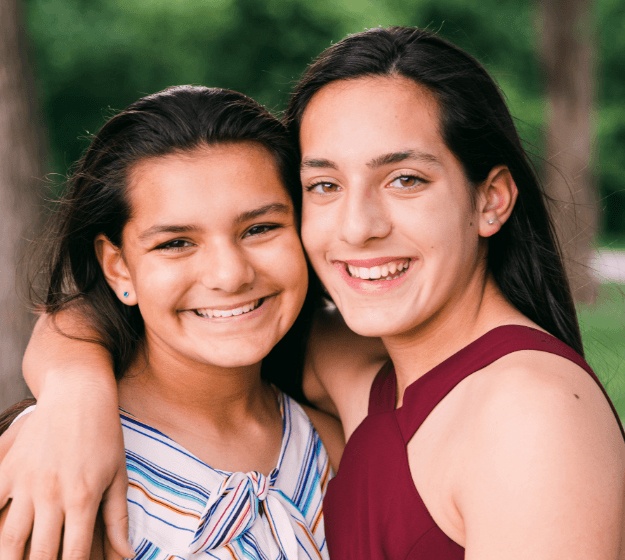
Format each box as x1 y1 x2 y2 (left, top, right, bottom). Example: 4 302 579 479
94 234 138 306
476 165 518 238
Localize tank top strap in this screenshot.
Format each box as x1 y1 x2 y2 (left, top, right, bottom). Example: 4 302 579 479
396 325 625 442
368 361 397 415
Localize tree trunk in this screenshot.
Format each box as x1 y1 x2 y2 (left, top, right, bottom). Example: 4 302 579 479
539 0 598 303
0 0 44 409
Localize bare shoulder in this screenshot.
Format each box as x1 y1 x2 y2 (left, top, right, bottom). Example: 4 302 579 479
303 304 388 437
455 350 625 558
470 350 622 438
301 404 345 472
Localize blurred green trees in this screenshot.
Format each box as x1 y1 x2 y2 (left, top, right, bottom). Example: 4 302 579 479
23 0 625 240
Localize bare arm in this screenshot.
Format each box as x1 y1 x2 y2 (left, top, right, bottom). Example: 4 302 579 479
303 305 388 440
0 311 133 560
302 405 345 472
458 354 625 559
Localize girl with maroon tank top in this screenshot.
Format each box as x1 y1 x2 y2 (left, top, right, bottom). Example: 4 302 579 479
2 26 624 560
288 28 625 560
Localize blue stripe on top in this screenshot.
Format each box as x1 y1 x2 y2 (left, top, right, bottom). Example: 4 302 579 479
122 392 332 560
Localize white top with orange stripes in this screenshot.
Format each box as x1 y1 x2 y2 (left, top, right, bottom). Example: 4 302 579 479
122 391 332 560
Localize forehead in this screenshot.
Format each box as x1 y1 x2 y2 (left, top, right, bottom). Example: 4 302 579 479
125 142 292 223
299 76 446 163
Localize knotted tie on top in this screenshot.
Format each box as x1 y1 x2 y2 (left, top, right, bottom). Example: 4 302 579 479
191 469 314 559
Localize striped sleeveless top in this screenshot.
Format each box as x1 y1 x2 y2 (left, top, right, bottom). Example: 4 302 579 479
123 391 332 559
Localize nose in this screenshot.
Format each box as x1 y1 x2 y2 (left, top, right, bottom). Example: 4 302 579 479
339 188 392 246
200 240 255 293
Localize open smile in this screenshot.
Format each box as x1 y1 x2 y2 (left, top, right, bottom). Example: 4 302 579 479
191 298 265 319
343 258 412 281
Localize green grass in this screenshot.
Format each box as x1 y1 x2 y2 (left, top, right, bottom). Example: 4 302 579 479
577 283 625 420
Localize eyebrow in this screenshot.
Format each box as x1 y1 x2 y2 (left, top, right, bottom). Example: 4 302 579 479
300 158 338 170
300 150 441 171
367 150 441 169
234 203 292 224
138 224 197 241
137 203 292 241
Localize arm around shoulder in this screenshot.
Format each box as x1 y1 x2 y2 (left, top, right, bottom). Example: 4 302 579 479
302 405 345 472
304 305 388 438
23 309 115 396
0 307 134 560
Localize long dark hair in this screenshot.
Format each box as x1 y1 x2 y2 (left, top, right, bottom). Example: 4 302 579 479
35 85 318 398
285 26 583 354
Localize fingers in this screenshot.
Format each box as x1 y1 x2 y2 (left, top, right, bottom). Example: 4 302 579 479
103 534 125 560
101 471 133 559
0 498 33 560
0 481 10 511
27 505 64 560
61 502 99 560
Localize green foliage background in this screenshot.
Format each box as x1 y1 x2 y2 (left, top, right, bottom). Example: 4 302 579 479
23 0 624 241
20 0 625 406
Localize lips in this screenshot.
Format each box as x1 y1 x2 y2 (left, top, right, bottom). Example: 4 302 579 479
336 258 412 281
192 298 264 319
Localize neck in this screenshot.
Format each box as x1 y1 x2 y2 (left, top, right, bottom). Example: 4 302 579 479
117 340 274 433
383 274 529 405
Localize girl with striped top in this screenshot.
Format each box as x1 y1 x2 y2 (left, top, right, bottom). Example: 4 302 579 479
0 85 346 559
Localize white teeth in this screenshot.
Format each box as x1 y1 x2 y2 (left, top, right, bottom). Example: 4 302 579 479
194 299 262 319
346 260 410 281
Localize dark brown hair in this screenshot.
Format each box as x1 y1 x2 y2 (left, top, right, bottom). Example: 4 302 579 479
285 26 582 353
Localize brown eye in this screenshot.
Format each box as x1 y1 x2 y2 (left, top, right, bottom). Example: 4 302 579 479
389 175 424 189
155 239 193 251
305 182 340 194
244 224 279 238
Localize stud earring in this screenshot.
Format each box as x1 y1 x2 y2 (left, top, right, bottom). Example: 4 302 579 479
123 291 130 298
487 218 495 225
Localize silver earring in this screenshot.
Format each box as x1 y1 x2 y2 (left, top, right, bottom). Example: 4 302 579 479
487 218 495 225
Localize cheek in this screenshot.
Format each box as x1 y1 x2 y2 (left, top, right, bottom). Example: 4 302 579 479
263 233 309 292
301 205 327 263
286 239 310 304
132 260 183 303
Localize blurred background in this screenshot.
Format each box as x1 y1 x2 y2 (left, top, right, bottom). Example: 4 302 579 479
1 0 624 413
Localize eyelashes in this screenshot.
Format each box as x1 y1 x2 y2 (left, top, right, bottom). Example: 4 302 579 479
152 224 283 252
388 174 427 190
304 181 341 194
303 173 429 195
243 224 282 238
155 239 193 252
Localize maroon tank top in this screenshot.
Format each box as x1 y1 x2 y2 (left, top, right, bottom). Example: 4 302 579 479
324 325 624 559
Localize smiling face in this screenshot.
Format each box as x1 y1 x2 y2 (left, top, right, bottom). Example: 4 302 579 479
103 142 308 371
299 76 490 340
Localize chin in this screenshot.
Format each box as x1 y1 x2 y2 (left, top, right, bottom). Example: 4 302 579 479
341 305 421 339
341 313 388 338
